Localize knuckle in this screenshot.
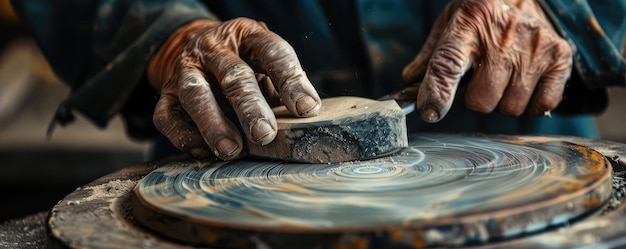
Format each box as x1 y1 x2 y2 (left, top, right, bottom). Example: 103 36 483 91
238 95 266 115
554 41 573 64
543 64 570 86
429 44 467 81
153 98 174 128
499 102 525 117
177 76 211 103
278 73 307 93
532 32 572 77
153 111 175 135
459 0 494 20
152 96 189 136
224 17 266 33
421 77 456 107
548 72 568 87
196 35 220 52
175 56 201 74
220 64 256 93
180 73 204 87
262 43 296 66
460 0 491 13
554 37 571 52
229 17 257 26
538 32 571 62
531 29 551 59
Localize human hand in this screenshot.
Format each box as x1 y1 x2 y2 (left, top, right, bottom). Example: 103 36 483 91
402 0 572 122
147 18 321 160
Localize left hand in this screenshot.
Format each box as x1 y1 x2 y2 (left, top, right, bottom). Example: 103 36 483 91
402 0 573 123
147 18 321 160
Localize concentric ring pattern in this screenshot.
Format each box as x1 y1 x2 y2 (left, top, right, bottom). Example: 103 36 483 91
135 134 611 233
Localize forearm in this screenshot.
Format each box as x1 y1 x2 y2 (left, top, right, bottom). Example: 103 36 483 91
10 0 215 127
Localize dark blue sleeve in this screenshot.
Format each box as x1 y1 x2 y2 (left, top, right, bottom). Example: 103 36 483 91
10 0 215 128
539 0 626 88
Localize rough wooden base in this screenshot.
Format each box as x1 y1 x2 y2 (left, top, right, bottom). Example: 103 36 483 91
247 97 408 163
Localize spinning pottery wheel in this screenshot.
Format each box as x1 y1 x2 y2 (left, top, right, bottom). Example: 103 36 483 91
48 134 623 249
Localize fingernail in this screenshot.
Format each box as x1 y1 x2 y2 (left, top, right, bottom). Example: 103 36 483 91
421 108 440 123
251 120 275 143
296 95 319 116
216 138 240 158
190 147 213 159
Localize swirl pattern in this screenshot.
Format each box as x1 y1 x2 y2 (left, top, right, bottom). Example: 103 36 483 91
134 134 612 247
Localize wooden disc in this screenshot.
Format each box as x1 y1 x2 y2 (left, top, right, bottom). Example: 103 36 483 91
132 134 612 248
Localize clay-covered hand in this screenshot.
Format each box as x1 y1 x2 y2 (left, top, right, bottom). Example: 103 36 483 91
402 0 572 122
147 18 321 160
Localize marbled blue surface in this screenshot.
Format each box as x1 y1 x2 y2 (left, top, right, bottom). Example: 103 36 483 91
136 134 610 235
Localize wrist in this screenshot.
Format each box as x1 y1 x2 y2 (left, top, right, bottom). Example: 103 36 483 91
147 19 220 90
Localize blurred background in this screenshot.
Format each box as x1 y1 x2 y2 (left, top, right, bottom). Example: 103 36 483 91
0 1 624 222
0 1 150 221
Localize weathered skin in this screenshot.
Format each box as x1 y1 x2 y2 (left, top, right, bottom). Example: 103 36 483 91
147 18 322 160
149 0 573 161
402 0 573 123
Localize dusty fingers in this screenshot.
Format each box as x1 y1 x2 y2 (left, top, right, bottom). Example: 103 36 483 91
153 93 214 159
238 19 322 117
201 18 320 146
153 59 244 160
148 18 320 160
402 0 572 122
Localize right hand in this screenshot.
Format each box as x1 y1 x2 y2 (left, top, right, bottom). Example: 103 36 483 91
402 0 572 123
147 18 321 160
